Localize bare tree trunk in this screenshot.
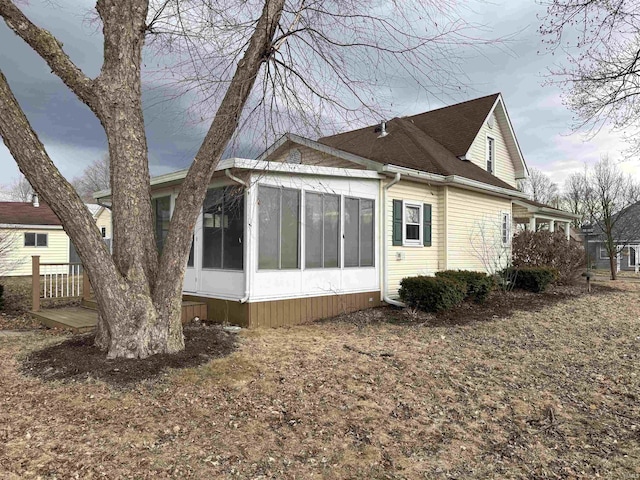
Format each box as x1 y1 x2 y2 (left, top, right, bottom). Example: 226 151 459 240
0 0 285 358
609 253 617 281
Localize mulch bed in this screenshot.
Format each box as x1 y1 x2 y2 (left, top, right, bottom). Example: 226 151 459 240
21 323 237 386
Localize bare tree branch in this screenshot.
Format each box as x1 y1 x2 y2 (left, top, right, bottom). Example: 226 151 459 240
0 0 100 115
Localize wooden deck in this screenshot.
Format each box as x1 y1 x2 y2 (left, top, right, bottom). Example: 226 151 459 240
32 300 208 333
31 307 98 334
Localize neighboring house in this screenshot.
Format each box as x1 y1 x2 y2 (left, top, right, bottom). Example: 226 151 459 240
0 195 70 276
585 201 640 272
69 204 113 263
95 93 577 327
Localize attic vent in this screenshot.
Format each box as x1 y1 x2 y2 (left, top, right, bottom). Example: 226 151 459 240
487 114 495 129
375 121 388 138
286 148 301 164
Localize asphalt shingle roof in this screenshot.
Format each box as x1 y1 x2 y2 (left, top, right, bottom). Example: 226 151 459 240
319 94 517 191
0 202 62 226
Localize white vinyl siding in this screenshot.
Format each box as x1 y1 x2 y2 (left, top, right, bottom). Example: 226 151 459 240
446 187 512 272
1 228 69 276
467 106 517 187
95 209 112 239
387 180 442 297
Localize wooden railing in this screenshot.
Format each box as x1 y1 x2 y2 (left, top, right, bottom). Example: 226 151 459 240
31 255 91 311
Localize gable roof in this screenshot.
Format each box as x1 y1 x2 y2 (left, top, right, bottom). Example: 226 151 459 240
319 111 518 191
0 202 62 226
406 93 500 157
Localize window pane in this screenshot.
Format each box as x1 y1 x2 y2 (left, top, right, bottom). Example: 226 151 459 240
344 198 359 267
405 205 420 224
24 233 35 247
153 196 171 253
305 192 323 269
258 187 280 269
36 233 48 247
360 199 374 267
281 189 300 269
202 189 223 269
187 237 194 267
406 224 420 241
324 195 340 268
222 189 244 270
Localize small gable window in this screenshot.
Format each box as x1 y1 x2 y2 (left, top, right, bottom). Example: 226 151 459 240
286 148 301 164
486 136 495 174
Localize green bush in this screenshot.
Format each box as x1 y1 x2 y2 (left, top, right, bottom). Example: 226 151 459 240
511 266 558 293
0 284 4 311
435 270 494 303
399 276 466 312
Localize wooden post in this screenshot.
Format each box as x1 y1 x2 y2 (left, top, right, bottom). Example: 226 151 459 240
32 255 40 312
82 268 90 302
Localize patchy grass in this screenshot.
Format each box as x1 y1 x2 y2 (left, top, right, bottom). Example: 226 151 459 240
1 283 639 478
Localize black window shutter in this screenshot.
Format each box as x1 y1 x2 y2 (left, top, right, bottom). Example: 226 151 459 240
423 204 432 247
392 199 402 246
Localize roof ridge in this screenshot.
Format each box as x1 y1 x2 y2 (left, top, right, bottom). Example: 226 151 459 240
404 93 500 120
319 93 501 144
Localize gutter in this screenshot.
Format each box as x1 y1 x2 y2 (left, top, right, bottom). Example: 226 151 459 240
382 173 406 308
381 164 530 201
224 169 251 304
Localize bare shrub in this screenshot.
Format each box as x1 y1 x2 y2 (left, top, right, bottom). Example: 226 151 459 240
512 230 584 284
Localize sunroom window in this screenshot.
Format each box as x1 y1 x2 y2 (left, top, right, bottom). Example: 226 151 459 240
202 187 244 270
258 186 300 269
344 197 374 267
305 192 340 268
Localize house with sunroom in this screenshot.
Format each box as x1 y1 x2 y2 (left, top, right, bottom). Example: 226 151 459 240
95 93 578 327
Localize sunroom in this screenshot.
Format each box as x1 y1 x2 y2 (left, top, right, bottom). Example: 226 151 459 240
103 158 383 327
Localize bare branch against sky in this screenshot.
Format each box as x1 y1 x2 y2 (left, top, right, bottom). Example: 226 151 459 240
539 0 640 156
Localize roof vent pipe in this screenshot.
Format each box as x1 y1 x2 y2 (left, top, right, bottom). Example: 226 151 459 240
32 193 39 208
377 121 388 138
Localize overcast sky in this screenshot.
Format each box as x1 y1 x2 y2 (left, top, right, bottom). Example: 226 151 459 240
0 0 638 192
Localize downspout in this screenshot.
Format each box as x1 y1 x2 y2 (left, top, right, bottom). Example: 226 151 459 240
382 173 405 307
225 169 250 303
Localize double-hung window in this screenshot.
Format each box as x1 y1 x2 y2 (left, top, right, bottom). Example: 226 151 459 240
403 202 422 245
486 136 495 174
305 192 340 268
24 232 47 247
344 197 374 267
258 186 300 269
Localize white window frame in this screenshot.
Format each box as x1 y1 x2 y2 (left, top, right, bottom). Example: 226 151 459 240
501 211 511 246
599 246 610 260
24 232 48 248
486 135 495 174
402 200 422 247
628 245 638 267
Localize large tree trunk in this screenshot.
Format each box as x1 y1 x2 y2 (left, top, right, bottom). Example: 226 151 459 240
0 0 286 359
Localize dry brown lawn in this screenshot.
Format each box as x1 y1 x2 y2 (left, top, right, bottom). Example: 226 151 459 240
1 282 639 479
